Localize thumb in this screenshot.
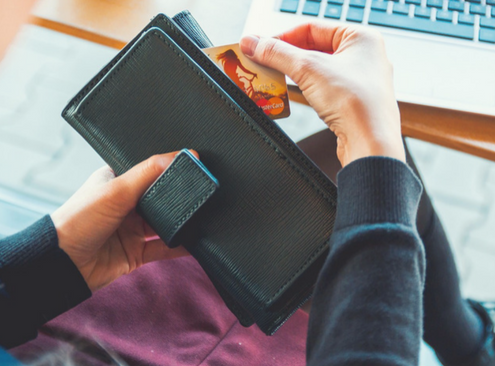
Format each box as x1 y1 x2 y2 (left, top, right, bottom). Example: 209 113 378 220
110 150 199 211
240 35 307 81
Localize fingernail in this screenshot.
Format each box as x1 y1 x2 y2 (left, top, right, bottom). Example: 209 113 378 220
157 152 177 170
188 149 200 159
158 156 172 170
240 35 260 57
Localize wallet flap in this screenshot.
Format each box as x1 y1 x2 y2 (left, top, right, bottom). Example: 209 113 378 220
137 150 219 248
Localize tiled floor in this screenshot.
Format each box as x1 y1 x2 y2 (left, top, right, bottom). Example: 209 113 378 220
1 24 495 365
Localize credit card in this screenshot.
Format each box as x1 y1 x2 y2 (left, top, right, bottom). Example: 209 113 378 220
204 43 291 119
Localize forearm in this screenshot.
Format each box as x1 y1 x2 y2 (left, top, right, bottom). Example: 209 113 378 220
307 157 425 366
0 216 91 348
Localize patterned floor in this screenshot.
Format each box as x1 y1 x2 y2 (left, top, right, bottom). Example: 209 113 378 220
1 23 495 365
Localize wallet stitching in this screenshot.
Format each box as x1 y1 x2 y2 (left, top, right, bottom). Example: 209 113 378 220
76 28 330 306
160 16 337 205
140 154 217 233
67 24 161 175
173 192 214 230
65 115 128 174
140 154 217 206
66 18 161 108
139 155 182 204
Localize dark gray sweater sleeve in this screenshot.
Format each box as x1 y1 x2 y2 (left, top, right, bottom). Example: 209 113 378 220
307 157 425 366
0 215 91 349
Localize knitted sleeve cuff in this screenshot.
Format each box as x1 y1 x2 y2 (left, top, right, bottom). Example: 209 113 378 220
0 216 91 348
335 157 423 230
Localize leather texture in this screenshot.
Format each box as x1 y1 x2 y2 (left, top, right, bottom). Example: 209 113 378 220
137 149 219 248
62 14 338 335
172 11 214 49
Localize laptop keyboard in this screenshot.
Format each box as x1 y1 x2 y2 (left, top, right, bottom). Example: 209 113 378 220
280 0 495 42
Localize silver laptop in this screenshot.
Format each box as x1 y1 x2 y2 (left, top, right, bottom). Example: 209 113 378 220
242 0 495 116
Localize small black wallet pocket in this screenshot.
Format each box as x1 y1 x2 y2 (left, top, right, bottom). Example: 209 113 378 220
62 14 337 335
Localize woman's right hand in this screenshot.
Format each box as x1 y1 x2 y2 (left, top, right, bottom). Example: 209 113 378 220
240 23 405 167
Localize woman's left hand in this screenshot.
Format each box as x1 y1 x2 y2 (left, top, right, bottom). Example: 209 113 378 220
51 151 192 292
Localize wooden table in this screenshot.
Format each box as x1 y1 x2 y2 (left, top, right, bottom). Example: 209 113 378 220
29 0 495 161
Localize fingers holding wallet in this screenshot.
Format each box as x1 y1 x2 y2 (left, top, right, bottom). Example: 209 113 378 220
51 151 192 291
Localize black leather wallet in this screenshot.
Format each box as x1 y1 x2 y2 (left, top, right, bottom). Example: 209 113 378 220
62 12 338 335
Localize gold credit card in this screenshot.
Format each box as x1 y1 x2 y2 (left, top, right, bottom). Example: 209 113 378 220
204 43 291 120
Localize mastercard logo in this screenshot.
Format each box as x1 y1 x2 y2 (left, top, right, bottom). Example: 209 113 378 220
256 97 285 116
